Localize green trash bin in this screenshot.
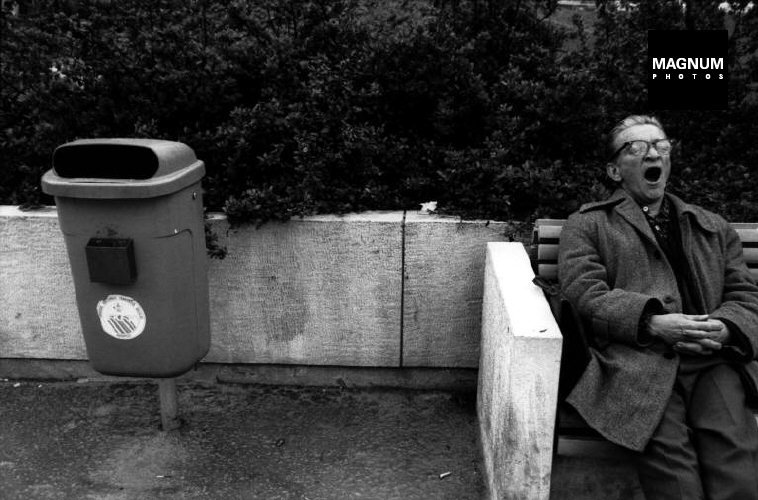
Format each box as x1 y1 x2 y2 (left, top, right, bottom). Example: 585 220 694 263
41 139 210 377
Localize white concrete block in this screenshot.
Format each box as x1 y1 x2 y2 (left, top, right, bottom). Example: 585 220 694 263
477 242 562 500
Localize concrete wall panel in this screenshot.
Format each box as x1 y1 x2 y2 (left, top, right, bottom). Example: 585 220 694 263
0 206 86 359
402 213 512 367
206 212 403 366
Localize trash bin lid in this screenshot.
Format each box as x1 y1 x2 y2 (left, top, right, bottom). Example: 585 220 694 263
41 139 205 199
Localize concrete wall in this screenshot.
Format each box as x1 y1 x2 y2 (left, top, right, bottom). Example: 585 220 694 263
403 213 513 367
478 242 562 500
0 207 85 359
207 212 403 366
0 206 514 368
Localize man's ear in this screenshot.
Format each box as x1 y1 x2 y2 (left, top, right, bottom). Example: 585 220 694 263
606 163 622 182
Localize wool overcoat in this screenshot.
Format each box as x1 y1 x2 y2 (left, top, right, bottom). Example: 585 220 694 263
558 189 758 452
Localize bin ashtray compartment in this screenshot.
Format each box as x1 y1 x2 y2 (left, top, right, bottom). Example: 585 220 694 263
86 238 137 285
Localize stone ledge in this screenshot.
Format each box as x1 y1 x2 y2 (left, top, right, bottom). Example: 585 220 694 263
0 358 478 391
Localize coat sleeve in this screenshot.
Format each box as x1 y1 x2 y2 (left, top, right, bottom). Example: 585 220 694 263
709 223 758 360
558 213 663 349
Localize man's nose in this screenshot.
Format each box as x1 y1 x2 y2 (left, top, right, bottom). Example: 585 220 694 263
645 143 662 159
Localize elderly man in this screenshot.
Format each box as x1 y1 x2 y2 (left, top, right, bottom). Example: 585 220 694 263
558 114 758 500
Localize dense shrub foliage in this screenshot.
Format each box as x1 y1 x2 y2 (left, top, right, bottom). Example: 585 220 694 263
2 0 757 223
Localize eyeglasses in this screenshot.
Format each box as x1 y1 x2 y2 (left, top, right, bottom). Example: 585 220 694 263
610 139 674 161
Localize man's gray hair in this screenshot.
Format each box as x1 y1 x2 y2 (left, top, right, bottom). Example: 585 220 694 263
607 115 666 159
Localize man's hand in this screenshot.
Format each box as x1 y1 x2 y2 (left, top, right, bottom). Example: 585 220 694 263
647 314 731 355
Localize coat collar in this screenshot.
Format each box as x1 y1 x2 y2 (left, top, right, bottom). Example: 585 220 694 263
665 192 719 233
579 189 719 233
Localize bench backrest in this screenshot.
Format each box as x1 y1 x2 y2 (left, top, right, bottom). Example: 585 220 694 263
533 219 758 282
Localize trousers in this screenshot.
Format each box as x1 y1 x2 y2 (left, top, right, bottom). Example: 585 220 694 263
636 360 758 500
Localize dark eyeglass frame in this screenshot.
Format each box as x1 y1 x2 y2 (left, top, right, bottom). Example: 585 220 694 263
609 139 674 161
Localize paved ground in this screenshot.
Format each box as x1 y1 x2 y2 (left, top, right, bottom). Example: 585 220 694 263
0 379 484 500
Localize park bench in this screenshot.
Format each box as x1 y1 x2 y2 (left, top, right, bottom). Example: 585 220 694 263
476 219 758 498
531 218 758 447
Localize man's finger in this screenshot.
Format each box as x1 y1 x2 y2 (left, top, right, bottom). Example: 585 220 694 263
684 314 710 321
682 321 722 331
674 341 713 355
695 338 722 350
683 329 723 339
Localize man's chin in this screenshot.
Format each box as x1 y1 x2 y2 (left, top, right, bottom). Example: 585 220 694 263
626 185 666 207
644 182 666 193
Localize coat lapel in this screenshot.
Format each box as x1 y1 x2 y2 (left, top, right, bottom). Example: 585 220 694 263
668 194 715 313
610 190 660 249
667 193 719 234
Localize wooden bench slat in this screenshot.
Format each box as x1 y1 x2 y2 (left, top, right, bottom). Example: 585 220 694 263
537 244 559 261
537 220 758 229
535 220 758 269
537 227 758 245
736 232 758 245
540 265 756 282
744 248 758 263
537 248 757 267
535 225 564 241
735 225 758 249
538 264 559 281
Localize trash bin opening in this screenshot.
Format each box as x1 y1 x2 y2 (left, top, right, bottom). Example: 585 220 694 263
53 144 159 179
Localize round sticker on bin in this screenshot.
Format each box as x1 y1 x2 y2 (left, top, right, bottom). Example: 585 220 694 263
96 295 147 340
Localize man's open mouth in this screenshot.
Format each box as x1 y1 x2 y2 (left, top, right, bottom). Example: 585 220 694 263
644 167 662 182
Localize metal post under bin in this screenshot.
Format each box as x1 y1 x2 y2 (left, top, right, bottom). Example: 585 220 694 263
41 138 211 430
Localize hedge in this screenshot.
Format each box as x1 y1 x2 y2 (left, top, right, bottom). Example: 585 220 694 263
2 0 757 224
